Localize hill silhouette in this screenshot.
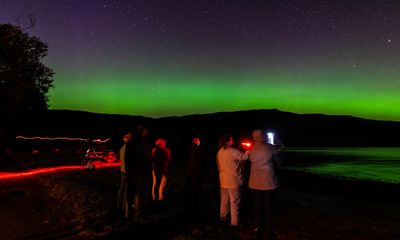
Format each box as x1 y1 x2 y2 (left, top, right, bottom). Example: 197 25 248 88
14 109 400 148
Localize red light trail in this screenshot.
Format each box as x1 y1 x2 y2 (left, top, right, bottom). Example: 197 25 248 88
15 136 110 143
0 161 119 180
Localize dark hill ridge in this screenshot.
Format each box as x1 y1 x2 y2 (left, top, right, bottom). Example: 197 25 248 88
17 109 400 147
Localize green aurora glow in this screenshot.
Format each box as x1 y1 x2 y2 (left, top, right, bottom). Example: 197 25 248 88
49 66 400 121
3 1 399 121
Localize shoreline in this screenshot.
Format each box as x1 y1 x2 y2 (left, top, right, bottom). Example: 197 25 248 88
277 168 400 202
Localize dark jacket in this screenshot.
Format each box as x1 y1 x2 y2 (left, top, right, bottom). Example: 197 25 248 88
124 136 152 183
185 143 208 177
152 146 171 176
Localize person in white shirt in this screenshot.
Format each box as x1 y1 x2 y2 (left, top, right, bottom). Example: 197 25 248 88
248 129 284 240
216 134 249 227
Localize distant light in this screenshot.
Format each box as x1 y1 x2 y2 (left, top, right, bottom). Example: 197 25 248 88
241 141 252 150
267 132 274 145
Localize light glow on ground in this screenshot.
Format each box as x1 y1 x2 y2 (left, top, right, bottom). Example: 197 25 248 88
0 161 119 180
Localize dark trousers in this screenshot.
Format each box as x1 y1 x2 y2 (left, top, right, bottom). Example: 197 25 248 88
252 189 276 240
185 176 203 213
126 177 147 216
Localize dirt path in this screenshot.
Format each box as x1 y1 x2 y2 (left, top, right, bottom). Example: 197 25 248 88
0 174 82 240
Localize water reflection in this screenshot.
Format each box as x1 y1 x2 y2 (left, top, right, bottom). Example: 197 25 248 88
281 148 400 183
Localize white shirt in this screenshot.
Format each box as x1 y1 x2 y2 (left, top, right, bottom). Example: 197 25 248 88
216 147 248 189
248 143 279 190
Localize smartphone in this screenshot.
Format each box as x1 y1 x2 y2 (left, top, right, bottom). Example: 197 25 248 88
267 132 274 145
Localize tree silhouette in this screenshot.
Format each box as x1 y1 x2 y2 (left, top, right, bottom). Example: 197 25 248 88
0 23 54 147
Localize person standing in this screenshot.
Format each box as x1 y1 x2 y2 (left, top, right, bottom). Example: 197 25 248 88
151 138 171 202
184 137 209 216
216 134 248 227
117 132 132 218
124 125 152 219
248 129 283 240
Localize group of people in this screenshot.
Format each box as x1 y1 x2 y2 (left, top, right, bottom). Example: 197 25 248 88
116 125 283 240
117 125 172 220
217 129 283 240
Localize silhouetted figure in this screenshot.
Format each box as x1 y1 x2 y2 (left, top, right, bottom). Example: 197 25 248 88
248 129 283 240
124 125 152 220
117 132 132 218
216 134 249 227
151 138 171 202
184 137 208 217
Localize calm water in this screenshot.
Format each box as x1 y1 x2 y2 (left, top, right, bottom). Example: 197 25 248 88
282 148 400 183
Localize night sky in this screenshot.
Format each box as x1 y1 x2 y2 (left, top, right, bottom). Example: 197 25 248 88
1 0 399 121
